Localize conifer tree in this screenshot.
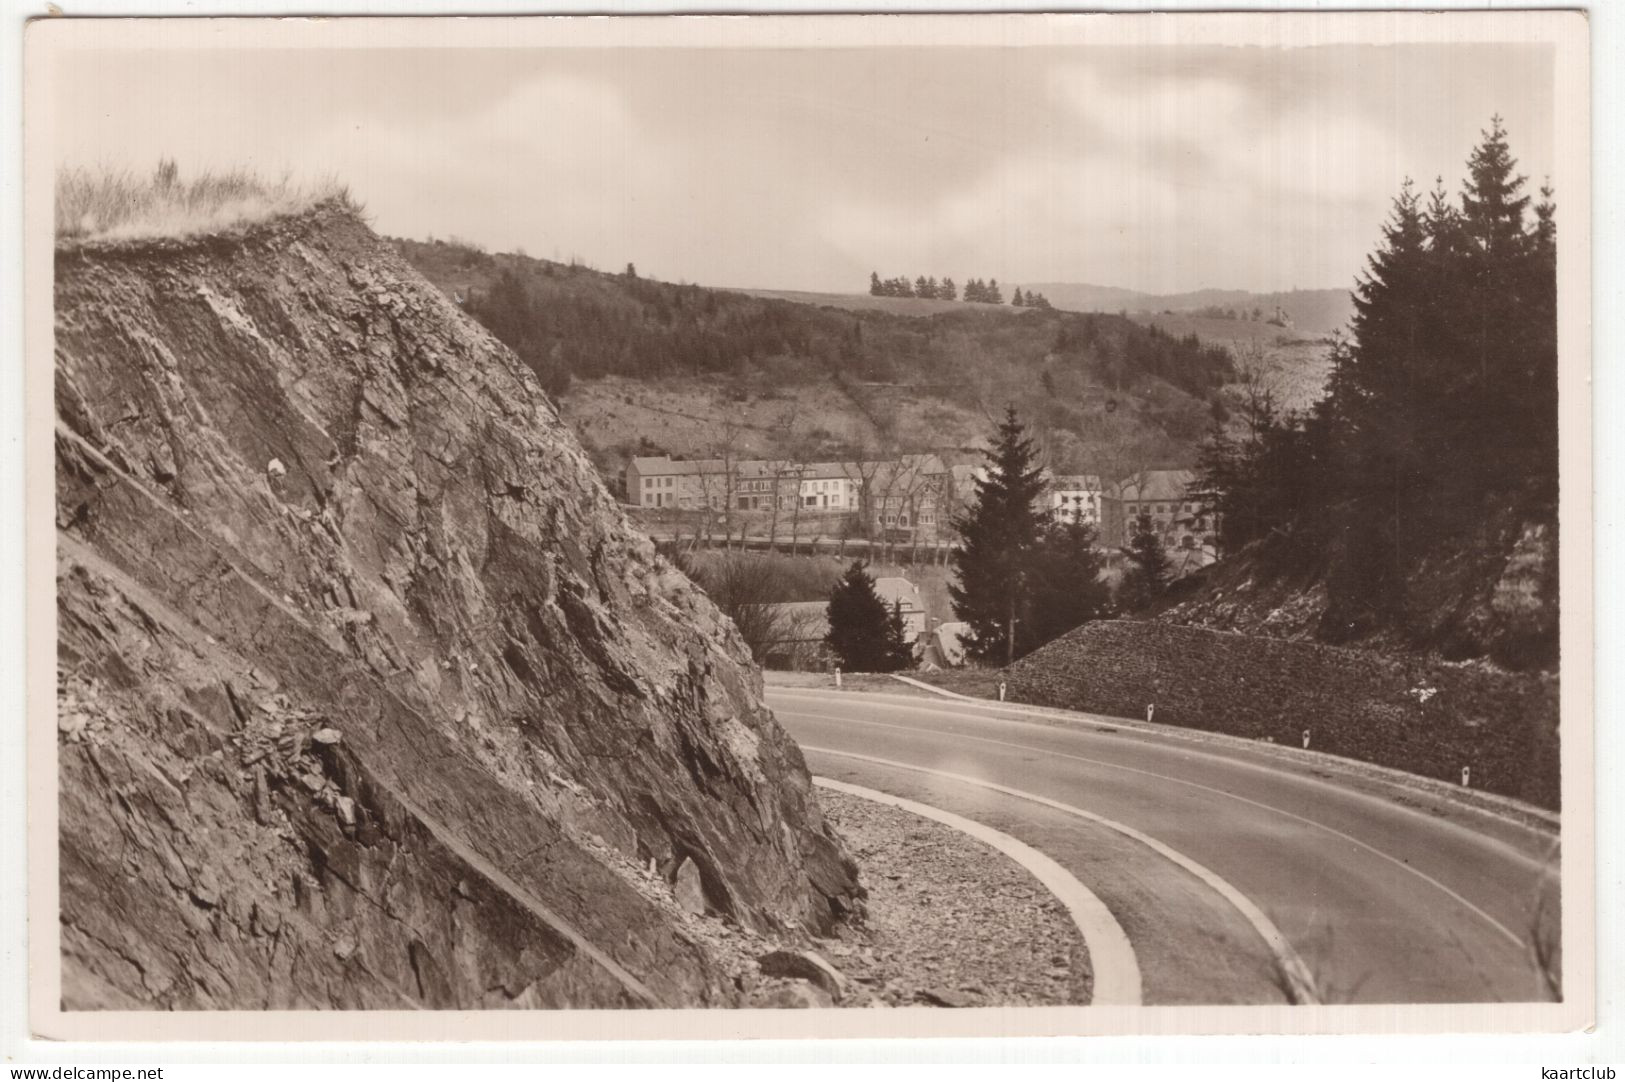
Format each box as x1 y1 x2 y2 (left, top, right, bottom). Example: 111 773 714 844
1117 514 1172 612
1011 287 1026 307
869 271 882 296
1027 520 1111 644
949 408 1049 663
1193 117 1557 659
940 277 957 301
987 278 1004 304
826 562 909 672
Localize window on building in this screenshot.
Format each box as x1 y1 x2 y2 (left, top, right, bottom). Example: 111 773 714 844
643 477 652 489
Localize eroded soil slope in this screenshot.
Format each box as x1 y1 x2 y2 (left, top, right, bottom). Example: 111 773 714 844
53 203 859 1009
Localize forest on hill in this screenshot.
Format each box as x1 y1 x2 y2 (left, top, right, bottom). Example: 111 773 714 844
397 239 1238 478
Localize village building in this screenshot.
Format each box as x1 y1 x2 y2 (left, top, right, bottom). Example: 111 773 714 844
1049 473 1104 525
761 600 831 671
1101 469 1218 554
626 455 730 510
860 458 948 543
795 462 861 512
872 576 928 640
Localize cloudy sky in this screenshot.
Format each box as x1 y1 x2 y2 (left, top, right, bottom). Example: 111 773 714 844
54 39 1555 295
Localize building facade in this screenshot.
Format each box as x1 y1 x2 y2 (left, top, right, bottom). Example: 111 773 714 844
1049 474 1104 525
1101 469 1218 553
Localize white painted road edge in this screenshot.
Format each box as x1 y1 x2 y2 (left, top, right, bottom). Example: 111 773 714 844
889 673 985 702
806 746 1321 1006
813 775 1143 1007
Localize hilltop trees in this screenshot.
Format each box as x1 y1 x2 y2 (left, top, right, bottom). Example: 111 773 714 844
867 272 972 300
826 562 914 672
869 272 1023 302
962 278 1005 304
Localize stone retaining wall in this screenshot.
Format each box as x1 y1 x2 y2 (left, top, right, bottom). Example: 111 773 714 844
1006 620 1560 809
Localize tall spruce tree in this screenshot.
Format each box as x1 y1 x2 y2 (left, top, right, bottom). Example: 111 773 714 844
949 407 1049 663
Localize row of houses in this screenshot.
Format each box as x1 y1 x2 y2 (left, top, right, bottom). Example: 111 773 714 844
626 454 1217 553
627 452 974 544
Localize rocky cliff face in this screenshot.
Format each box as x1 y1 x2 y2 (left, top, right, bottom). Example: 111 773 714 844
53 203 859 1009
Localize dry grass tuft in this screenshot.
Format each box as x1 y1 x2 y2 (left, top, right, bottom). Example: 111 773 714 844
57 159 357 242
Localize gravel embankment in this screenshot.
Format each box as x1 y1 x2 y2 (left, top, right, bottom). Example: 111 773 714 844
813 788 1091 1007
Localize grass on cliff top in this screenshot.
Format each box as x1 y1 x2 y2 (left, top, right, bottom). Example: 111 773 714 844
57 160 356 243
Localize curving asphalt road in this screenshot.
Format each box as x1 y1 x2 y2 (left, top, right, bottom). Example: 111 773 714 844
767 684 1562 1006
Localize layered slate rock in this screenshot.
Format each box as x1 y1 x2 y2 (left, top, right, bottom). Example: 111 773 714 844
53 203 859 1009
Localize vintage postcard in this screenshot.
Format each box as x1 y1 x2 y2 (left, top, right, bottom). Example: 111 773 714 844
22 10 1593 1043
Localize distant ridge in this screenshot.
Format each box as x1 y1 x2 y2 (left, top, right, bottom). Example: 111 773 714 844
1019 283 1353 337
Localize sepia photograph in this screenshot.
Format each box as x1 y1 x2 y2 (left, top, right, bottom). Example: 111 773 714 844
19 9 1594 1044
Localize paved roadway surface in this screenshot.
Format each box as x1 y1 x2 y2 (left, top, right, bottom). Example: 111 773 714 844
767 684 1561 1006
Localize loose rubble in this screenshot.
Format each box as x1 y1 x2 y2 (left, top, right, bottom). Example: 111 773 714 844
810 789 1090 1007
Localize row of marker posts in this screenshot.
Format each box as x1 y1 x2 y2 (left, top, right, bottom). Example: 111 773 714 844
829 678 1476 790
1156 708 1473 788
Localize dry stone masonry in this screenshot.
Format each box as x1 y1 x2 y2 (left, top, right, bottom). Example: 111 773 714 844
1006 620 1559 809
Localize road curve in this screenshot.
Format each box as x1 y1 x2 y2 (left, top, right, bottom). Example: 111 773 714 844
769 685 1561 1006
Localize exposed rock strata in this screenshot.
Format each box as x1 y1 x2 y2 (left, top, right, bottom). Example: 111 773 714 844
54 204 859 1009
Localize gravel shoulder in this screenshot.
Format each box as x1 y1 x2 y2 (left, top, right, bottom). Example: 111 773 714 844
812 787 1091 1008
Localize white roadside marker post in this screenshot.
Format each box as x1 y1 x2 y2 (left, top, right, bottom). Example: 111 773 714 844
1461 765 1471 788
833 666 842 690
998 680 1007 703
1146 703 1155 723
1302 729 1311 749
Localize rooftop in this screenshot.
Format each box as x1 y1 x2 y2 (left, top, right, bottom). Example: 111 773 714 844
1108 469 1196 503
